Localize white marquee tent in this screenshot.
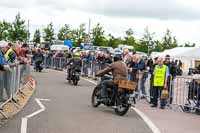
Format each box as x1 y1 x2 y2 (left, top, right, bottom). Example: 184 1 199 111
151 47 200 74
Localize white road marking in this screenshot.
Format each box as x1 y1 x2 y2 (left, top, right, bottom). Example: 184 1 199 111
20 98 50 133
21 118 27 133
132 107 161 133
26 109 44 118
80 77 98 85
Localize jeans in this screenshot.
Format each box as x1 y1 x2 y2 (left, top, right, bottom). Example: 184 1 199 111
152 86 166 107
101 80 115 98
141 78 147 95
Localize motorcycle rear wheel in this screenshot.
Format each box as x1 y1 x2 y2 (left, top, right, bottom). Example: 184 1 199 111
91 86 101 107
114 97 130 116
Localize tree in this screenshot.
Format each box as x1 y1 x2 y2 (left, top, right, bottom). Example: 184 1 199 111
161 29 178 50
154 40 163 52
184 42 196 47
139 27 155 54
33 29 41 44
124 28 135 45
0 20 12 41
9 13 28 42
57 24 71 40
75 24 87 46
43 22 55 43
92 23 106 46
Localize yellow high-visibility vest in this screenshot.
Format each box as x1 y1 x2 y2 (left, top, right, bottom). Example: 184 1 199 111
153 65 167 87
4 48 13 63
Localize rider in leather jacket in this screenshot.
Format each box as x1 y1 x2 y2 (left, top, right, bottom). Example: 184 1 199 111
96 56 128 102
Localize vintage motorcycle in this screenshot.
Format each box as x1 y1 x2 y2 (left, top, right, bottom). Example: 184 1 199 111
67 63 80 85
91 75 136 116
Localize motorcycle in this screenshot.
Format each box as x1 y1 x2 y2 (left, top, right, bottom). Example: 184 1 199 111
67 63 80 85
34 60 43 72
91 75 136 116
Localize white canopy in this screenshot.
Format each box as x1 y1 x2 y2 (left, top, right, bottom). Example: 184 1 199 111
151 47 200 60
50 45 69 51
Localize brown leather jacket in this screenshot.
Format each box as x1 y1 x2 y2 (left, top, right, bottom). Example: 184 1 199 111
96 61 128 81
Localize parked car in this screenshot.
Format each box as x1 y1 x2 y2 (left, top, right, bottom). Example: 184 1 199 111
97 47 114 54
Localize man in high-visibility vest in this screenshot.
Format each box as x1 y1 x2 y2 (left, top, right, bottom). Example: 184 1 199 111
152 57 169 109
4 43 17 64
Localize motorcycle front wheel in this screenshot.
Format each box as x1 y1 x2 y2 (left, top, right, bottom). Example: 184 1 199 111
73 79 78 85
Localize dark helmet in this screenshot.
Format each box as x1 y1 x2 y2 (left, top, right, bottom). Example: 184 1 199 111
113 55 121 62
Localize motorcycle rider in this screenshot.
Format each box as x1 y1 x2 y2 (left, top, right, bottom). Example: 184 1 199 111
33 48 44 72
66 52 82 80
96 56 128 103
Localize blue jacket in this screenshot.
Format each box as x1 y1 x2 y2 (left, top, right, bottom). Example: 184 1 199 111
135 60 146 71
0 51 9 66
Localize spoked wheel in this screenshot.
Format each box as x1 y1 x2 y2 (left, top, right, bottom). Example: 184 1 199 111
114 96 130 116
91 86 101 107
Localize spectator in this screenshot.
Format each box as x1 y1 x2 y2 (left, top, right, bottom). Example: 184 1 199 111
129 55 138 82
164 55 177 104
149 57 158 104
123 49 130 63
4 43 17 64
96 52 105 70
86 51 93 77
103 53 112 64
126 55 133 81
135 54 147 97
0 47 10 72
152 57 169 109
19 43 29 64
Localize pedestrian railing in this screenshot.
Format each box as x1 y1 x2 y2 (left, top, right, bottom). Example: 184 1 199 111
0 64 31 118
171 76 200 112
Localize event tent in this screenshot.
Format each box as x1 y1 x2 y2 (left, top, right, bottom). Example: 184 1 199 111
151 47 200 74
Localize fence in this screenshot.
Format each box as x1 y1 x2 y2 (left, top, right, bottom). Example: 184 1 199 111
43 57 200 113
0 64 30 106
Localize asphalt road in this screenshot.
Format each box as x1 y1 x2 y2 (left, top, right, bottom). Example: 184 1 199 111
0 69 152 133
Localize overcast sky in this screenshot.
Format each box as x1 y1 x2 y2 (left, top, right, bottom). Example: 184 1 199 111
0 0 200 45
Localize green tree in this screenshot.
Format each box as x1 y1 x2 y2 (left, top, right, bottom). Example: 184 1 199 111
154 40 163 52
57 24 71 40
0 20 12 41
139 27 155 54
184 42 196 47
43 22 55 43
123 28 138 51
92 23 106 46
9 13 28 42
75 24 87 46
161 29 178 50
33 29 41 44
107 34 122 48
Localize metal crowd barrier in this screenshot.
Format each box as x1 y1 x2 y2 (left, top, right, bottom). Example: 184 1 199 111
43 57 110 78
44 57 66 70
0 64 31 106
171 76 200 112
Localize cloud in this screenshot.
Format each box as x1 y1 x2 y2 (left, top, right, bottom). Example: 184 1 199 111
0 0 35 9
33 0 200 20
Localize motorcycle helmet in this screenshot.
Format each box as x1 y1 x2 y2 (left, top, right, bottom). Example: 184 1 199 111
113 55 121 62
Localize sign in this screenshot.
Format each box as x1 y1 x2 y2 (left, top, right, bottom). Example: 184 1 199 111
64 40 73 48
